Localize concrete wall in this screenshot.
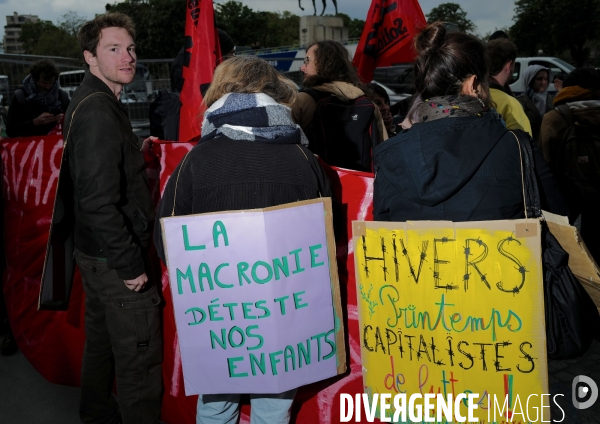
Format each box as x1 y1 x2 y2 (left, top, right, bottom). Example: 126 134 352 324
299 16 348 47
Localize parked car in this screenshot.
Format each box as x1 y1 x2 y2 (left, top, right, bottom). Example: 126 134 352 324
372 64 416 94
371 81 411 105
509 57 575 95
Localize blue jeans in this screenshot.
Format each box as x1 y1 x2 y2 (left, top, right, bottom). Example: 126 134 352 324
196 389 297 424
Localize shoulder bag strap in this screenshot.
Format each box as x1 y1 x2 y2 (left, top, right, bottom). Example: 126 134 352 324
296 144 322 197
510 130 542 219
63 92 114 148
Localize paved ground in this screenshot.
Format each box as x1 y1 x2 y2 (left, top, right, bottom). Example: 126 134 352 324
1 340 600 423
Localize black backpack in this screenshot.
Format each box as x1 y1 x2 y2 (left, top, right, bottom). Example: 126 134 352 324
303 88 378 172
551 104 600 199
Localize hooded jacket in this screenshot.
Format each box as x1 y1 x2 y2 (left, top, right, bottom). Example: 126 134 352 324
373 113 566 221
517 65 554 140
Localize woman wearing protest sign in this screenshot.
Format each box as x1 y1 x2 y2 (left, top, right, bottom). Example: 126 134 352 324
373 22 566 222
154 55 332 424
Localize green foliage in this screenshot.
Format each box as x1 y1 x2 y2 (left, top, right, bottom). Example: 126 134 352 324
58 11 87 36
336 13 365 39
109 0 185 58
215 1 300 48
511 0 600 66
20 20 80 58
426 2 476 33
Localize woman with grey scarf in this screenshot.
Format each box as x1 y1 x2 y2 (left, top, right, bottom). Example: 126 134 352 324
155 56 333 424
517 64 554 141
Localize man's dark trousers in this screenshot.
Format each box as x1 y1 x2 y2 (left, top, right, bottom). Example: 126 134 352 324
76 250 162 424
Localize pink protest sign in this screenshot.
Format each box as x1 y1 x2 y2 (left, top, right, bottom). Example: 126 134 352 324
160 198 345 395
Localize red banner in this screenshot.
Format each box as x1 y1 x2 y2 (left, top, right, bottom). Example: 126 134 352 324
1 137 376 423
179 0 220 142
352 0 426 83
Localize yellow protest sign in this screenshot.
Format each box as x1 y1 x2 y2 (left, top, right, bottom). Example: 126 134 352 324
353 219 549 423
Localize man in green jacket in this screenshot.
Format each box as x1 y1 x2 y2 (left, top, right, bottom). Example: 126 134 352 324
64 13 162 424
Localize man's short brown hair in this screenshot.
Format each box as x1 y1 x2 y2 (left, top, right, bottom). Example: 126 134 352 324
488 38 518 77
78 12 135 57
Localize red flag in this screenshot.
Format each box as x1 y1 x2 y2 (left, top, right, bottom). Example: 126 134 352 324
352 0 426 83
179 0 220 142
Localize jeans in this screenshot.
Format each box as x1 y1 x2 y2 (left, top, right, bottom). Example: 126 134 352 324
76 249 163 424
196 389 297 424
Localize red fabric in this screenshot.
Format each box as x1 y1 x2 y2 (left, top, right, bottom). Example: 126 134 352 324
353 0 426 83
179 0 220 142
1 136 377 423
1 135 85 386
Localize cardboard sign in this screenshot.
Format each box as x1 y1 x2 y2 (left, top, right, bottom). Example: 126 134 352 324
353 219 549 422
161 198 345 395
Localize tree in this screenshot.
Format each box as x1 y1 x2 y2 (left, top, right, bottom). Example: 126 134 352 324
337 13 365 39
510 0 552 57
215 1 267 47
109 0 185 58
548 0 600 66
20 21 56 53
511 0 600 66
20 20 80 58
58 11 87 36
426 2 476 33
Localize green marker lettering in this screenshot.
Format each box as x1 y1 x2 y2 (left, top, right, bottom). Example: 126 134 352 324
309 244 325 268
176 265 195 295
237 262 251 286
274 295 290 315
214 263 233 288
293 291 308 309
212 221 229 247
251 261 273 284
227 356 248 377
269 350 283 375
249 353 266 376
289 248 305 274
182 225 205 250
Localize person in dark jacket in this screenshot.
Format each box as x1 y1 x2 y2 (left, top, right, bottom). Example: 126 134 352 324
539 67 600 261
149 29 235 141
517 64 554 141
6 59 69 137
155 55 332 424
374 23 566 223
65 13 162 424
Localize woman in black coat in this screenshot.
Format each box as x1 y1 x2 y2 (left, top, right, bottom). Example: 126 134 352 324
374 23 566 222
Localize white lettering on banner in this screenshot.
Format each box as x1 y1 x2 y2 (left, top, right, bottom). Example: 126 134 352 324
1 138 63 206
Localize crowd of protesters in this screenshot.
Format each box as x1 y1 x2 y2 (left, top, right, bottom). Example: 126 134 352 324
1 9 600 424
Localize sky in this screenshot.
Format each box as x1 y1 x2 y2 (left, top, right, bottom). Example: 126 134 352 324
0 0 517 40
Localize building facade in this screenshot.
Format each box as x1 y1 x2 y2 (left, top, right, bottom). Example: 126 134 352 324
4 12 40 54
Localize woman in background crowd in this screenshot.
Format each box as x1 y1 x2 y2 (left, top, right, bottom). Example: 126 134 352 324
154 55 332 424
517 65 554 140
366 82 398 136
373 23 566 222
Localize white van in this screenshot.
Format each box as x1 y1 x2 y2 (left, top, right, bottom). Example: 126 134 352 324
59 70 86 100
509 57 575 95
0 75 9 105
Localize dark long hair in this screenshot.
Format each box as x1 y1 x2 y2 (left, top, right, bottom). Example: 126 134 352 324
303 40 360 87
413 22 491 105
